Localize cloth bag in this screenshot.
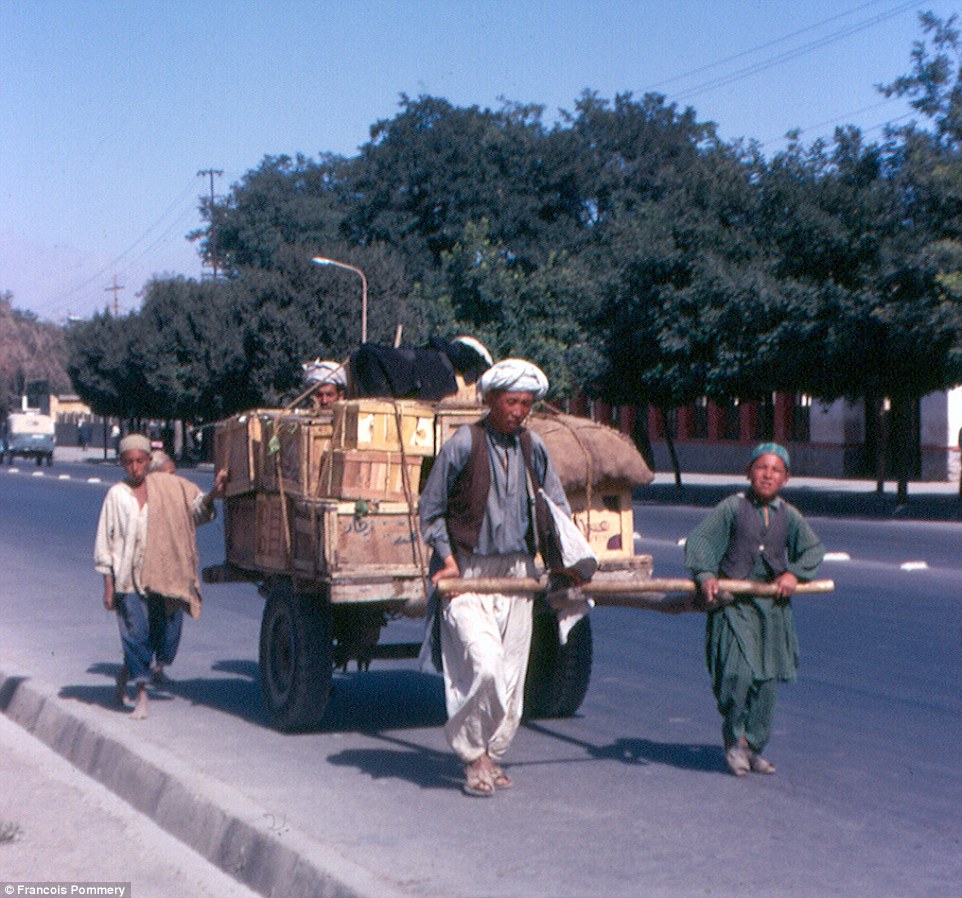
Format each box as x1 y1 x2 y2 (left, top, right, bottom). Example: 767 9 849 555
537 489 597 645
536 488 598 582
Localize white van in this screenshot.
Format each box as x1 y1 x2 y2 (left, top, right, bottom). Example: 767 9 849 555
2 411 56 466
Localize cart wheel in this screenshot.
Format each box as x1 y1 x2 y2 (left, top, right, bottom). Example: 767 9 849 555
45 454 53 467
259 577 333 731
523 604 592 719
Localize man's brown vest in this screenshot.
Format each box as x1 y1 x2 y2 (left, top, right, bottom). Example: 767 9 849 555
446 422 544 559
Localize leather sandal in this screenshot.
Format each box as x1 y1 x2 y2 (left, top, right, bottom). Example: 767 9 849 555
463 765 495 797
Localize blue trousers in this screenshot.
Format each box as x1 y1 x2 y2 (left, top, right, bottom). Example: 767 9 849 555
115 593 183 685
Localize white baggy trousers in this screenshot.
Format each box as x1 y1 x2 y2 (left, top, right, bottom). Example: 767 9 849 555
441 552 536 764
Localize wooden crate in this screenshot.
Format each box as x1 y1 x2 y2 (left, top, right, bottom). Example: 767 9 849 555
450 371 481 404
260 413 334 496
293 499 426 579
224 493 293 572
224 495 257 569
215 411 270 497
566 482 636 561
433 404 483 452
317 448 424 502
332 399 435 457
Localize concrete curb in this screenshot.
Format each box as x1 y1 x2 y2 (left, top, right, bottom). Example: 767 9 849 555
0 666 410 898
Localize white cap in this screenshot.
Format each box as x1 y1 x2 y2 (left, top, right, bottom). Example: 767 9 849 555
302 359 346 387
477 359 549 400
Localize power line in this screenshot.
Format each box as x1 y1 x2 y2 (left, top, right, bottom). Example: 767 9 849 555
40 175 202 319
645 0 898 93
666 0 922 104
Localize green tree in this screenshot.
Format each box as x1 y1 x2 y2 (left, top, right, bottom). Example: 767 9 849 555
66 311 149 420
0 291 70 415
421 219 598 396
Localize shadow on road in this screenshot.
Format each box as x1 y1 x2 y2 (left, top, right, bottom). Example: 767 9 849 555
61 663 446 733
327 731 461 791
62 661 266 725
319 669 446 732
524 720 725 773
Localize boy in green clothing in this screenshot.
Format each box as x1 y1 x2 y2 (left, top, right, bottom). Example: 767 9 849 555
685 443 824 776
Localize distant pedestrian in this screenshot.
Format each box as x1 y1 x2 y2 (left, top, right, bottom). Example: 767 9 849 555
684 443 824 776
110 424 121 458
78 419 91 452
94 434 228 719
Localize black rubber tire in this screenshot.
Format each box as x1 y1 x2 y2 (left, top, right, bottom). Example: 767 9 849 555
45 454 53 467
523 605 593 719
259 578 333 731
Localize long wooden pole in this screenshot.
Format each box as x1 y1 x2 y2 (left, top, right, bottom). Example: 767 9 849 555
434 577 835 613
435 577 834 596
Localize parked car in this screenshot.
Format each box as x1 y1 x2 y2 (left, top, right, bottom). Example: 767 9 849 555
2 411 56 466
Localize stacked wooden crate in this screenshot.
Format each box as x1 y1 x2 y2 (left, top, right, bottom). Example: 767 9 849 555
566 484 636 561
216 400 438 580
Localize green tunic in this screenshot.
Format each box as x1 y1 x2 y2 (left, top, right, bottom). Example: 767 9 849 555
685 493 824 683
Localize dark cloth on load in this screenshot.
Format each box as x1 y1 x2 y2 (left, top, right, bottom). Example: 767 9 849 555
348 338 494 400
527 411 655 492
349 344 458 400
428 337 490 384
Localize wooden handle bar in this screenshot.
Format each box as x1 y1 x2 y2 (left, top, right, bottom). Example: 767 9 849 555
434 577 835 598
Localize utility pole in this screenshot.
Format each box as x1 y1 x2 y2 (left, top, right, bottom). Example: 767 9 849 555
104 274 124 316
197 168 223 281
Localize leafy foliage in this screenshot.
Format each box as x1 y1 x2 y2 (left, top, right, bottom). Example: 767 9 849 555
0 291 70 414
52 11 962 471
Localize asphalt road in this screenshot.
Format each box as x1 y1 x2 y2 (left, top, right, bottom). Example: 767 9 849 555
1 462 960 898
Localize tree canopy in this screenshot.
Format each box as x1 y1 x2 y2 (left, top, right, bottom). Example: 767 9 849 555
59 12 962 491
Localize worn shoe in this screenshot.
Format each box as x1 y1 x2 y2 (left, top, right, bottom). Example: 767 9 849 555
725 743 750 777
749 752 776 775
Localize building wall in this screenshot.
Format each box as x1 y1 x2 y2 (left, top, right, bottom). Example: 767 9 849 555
635 388 962 482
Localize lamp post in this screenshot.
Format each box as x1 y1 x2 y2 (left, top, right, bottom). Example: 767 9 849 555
312 256 368 344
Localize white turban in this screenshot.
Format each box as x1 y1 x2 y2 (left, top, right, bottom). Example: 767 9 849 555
302 359 346 387
118 434 151 455
477 359 549 400
452 335 493 367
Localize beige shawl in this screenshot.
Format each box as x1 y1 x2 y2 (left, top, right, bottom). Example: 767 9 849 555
141 472 204 618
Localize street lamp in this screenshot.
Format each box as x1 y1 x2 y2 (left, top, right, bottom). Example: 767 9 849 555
312 256 368 344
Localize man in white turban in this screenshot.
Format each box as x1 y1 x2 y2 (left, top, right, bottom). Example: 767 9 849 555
477 358 549 401
420 357 570 797
302 359 347 410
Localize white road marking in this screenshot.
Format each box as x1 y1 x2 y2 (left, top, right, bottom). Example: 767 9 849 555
824 552 851 561
900 561 929 571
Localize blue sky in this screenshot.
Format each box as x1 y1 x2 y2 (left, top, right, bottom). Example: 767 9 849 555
1 0 955 321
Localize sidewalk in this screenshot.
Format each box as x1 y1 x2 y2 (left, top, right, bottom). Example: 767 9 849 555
0 667 409 898
0 690 259 898
638 472 962 523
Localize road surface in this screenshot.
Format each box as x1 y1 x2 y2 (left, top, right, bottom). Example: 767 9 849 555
1 462 959 898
